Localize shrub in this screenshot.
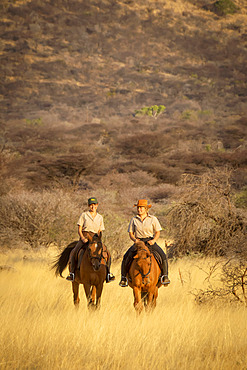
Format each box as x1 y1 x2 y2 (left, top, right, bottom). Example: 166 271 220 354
25 118 43 126
235 186 247 209
203 0 238 15
115 132 167 157
102 212 130 261
0 191 79 248
166 169 247 257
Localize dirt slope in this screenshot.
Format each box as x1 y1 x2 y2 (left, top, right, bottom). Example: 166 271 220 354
0 0 247 190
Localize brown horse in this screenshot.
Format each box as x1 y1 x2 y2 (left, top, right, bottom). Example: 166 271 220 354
52 232 107 309
127 241 161 313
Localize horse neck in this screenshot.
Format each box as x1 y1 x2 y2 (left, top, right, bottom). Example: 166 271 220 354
83 231 94 240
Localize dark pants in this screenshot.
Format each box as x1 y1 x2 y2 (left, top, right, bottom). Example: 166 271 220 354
121 238 168 277
68 239 88 273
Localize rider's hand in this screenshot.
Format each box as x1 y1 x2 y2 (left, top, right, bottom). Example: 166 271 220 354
82 237 88 243
148 239 155 245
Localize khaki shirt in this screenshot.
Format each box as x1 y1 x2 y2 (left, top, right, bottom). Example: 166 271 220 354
77 211 105 234
128 214 162 238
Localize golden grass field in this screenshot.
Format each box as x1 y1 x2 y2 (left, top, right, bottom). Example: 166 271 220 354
0 247 246 370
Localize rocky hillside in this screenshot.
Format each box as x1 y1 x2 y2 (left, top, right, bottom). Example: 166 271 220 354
1 0 247 192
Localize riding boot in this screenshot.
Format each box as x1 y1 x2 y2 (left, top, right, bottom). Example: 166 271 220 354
160 257 170 285
119 246 136 287
66 262 75 281
149 242 170 285
66 239 84 281
106 256 115 283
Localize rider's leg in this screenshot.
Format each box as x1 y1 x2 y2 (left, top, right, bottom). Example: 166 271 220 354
106 255 115 283
151 243 170 285
119 245 136 287
66 239 84 281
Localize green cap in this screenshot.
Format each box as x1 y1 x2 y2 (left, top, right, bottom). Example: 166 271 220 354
88 197 98 205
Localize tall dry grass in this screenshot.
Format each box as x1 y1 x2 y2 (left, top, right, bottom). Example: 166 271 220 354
0 248 246 370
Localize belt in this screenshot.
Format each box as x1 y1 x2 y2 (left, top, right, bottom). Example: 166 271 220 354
139 237 153 242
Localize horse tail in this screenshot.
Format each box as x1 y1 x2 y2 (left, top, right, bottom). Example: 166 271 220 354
51 241 77 277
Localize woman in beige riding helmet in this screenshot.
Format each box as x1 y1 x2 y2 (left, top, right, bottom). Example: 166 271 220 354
66 197 115 283
119 199 170 287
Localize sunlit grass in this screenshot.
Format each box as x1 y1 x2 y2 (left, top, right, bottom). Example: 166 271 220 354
0 248 246 369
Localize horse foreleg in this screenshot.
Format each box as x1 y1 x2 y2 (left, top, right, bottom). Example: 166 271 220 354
151 287 159 309
145 290 156 311
72 281 80 307
133 287 143 314
95 283 104 309
83 283 93 308
91 286 96 305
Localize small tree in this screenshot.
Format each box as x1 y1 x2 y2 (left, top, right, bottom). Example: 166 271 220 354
192 259 247 305
134 105 166 119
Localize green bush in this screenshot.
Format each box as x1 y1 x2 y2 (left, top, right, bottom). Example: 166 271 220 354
214 0 238 15
134 105 166 119
25 118 43 126
235 187 247 209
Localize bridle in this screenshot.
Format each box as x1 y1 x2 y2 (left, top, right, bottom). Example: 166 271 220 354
87 241 104 268
135 247 152 284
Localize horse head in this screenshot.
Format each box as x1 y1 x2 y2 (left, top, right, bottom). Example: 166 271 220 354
87 232 103 271
134 241 152 277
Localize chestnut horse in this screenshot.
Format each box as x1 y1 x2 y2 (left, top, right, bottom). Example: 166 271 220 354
127 241 161 313
52 232 107 309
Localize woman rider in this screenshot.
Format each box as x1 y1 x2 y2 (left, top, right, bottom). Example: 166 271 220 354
119 199 170 287
66 197 115 283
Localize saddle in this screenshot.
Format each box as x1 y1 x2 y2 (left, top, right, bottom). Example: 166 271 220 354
127 247 162 271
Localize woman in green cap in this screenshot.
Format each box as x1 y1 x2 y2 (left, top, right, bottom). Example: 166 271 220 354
66 197 115 283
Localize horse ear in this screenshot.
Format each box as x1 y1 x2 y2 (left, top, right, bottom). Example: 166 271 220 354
98 231 102 240
133 255 138 259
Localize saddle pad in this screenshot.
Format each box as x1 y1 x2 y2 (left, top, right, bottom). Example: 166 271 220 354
152 250 163 267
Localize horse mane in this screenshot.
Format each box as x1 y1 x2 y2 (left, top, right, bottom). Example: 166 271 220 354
135 241 150 255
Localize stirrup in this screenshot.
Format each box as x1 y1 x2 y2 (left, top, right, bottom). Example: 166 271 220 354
119 276 128 287
106 273 115 283
160 275 170 285
66 273 75 282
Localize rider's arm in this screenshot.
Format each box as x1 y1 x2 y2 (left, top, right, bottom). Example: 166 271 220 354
148 231 160 245
129 232 138 243
78 225 88 243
